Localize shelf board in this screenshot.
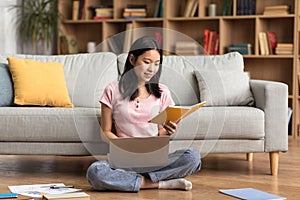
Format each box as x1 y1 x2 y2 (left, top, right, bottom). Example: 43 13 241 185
243 55 295 59
64 18 164 24
64 20 104 24
257 14 295 19
166 14 295 21
167 17 219 21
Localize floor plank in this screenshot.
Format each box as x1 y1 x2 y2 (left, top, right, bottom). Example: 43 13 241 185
0 139 299 199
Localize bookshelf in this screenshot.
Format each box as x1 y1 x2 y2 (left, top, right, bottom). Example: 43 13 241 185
58 0 300 138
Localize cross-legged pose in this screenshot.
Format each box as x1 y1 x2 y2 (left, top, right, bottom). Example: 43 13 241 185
86 36 201 192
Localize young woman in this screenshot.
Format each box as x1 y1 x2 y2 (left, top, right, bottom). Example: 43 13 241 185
86 36 201 192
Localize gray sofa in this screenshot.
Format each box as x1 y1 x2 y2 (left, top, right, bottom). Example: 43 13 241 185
0 52 288 175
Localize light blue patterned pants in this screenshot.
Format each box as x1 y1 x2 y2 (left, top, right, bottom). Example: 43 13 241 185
86 148 201 192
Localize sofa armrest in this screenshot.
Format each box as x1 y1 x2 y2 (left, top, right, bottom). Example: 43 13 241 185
249 80 288 152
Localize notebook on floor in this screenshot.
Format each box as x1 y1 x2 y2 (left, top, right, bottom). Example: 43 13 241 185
108 136 170 170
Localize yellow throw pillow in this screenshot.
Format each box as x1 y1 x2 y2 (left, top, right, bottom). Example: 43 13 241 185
7 57 73 107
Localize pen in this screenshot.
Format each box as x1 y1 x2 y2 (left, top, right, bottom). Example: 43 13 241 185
50 185 74 189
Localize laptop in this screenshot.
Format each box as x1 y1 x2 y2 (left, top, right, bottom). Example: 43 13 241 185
108 136 170 171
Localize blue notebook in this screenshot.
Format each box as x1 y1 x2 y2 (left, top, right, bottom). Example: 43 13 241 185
0 193 18 198
219 188 286 200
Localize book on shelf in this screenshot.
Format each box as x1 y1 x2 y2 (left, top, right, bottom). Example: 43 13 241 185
219 188 286 200
72 0 80 20
149 101 206 126
203 29 219 55
236 0 256 15
123 23 133 53
175 41 200 55
263 5 290 15
275 43 293 55
91 5 113 20
258 31 278 55
227 43 252 55
154 32 163 48
123 4 147 19
154 0 163 17
298 73 300 88
72 0 86 20
107 36 122 54
222 0 233 16
43 192 90 200
258 32 269 55
183 0 198 17
288 107 292 124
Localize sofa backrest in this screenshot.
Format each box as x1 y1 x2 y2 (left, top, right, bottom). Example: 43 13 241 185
0 52 118 108
118 52 244 105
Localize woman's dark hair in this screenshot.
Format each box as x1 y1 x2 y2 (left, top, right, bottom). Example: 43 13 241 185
119 36 163 100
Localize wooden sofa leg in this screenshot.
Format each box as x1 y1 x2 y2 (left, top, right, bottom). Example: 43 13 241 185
269 152 279 176
246 153 253 161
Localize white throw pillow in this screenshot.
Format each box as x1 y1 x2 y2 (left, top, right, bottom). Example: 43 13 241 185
194 70 254 106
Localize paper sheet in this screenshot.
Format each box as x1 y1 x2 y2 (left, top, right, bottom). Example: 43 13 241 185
9 183 81 198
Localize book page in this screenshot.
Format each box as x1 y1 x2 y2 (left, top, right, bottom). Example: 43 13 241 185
149 101 206 125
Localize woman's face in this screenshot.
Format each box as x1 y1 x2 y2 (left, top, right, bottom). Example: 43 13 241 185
130 50 160 85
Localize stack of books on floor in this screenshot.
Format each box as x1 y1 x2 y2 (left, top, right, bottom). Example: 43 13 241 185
43 192 90 200
263 5 290 15
227 43 252 55
91 5 113 20
123 4 147 19
175 41 200 55
275 43 293 55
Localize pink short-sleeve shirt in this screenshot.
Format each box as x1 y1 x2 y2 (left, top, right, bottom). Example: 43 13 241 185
100 82 174 138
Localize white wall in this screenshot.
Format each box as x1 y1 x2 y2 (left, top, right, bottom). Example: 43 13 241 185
0 0 21 54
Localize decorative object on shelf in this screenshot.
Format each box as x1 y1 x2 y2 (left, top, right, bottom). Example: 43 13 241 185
13 0 60 55
60 35 78 54
208 3 217 17
263 5 290 15
87 41 96 53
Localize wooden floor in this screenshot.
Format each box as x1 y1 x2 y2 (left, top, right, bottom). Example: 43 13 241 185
0 138 299 200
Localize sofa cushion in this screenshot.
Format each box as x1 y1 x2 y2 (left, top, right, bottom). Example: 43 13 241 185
7 57 73 107
0 63 14 106
172 106 264 140
1 53 118 108
0 107 101 142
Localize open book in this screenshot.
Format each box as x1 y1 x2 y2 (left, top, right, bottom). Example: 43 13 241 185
149 101 206 126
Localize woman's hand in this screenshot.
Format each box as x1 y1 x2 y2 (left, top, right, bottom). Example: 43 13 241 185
159 121 177 136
